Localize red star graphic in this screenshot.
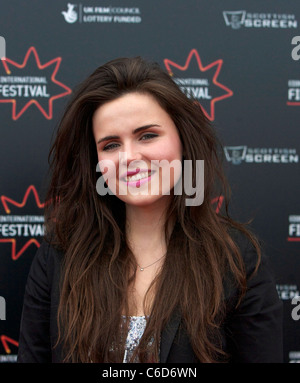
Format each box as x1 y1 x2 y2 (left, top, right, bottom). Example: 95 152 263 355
164 49 233 121
211 196 224 214
0 46 71 120
183 196 224 213
0 185 44 260
0 335 19 354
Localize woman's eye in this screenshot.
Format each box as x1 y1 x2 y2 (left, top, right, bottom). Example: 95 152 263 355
102 143 119 151
140 133 158 141
102 134 158 151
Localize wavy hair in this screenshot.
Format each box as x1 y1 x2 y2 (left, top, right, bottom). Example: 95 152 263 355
45 56 261 362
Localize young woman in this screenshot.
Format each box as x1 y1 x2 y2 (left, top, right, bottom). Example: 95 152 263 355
17 57 283 363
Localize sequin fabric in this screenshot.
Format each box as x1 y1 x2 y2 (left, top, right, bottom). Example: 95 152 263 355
122 315 153 363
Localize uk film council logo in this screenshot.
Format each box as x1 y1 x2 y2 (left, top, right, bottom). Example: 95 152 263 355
223 11 246 29
61 3 142 24
62 3 78 23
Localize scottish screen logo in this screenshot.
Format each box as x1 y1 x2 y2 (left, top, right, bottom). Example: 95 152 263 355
223 11 246 29
223 10 297 29
0 296 5 320
224 146 247 165
224 146 299 164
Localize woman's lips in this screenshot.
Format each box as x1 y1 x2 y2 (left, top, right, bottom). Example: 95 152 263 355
120 168 150 179
120 169 156 187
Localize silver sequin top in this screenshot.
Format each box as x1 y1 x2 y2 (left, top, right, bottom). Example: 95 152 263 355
89 316 156 362
122 315 154 363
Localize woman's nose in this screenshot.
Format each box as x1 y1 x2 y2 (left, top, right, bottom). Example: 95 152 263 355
119 143 143 167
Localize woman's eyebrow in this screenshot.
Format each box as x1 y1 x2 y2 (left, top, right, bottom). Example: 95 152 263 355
97 124 161 144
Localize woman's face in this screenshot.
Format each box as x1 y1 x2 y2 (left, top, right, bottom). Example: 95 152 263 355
92 92 183 208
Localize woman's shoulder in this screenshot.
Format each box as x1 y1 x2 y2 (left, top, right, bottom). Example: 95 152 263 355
223 225 281 318
227 224 258 249
226 224 263 276
27 238 63 290
34 238 63 264
225 224 280 303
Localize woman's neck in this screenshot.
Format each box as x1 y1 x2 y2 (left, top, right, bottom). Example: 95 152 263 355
124 199 176 316
125 203 167 254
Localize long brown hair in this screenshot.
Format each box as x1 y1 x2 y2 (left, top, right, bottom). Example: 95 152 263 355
45 57 261 362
